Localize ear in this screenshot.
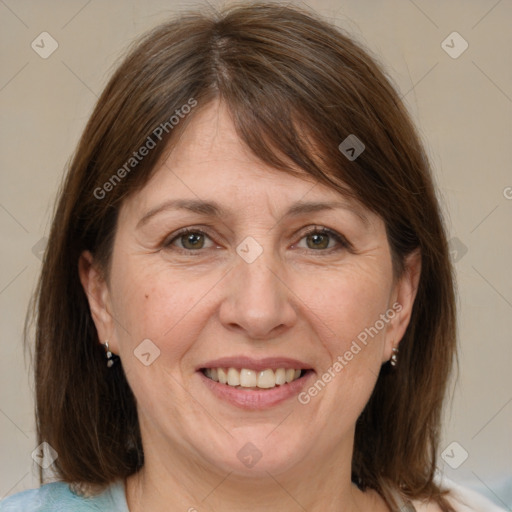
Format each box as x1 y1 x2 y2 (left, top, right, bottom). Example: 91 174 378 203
78 250 118 353
382 248 421 363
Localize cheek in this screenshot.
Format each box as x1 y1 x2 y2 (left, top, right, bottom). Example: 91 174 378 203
301 272 390 430
109 262 208 416
110 258 215 359
307 265 393 412
306 263 393 352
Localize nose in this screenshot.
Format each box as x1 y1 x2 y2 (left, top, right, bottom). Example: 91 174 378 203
218 248 298 341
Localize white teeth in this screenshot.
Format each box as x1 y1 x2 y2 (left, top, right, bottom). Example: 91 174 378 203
218 368 227 384
203 367 305 389
285 369 295 383
240 369 257 387
257 369 275 389
227 367 240 386
275 368 286 385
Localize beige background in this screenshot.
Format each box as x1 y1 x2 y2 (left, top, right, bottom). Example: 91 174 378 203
1 0 511 507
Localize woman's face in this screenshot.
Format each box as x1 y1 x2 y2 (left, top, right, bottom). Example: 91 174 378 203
81 100 419 479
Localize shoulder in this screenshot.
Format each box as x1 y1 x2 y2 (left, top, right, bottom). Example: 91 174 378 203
440 476 509 512
410 500 443 511
0 480 128 512
410 483 508 512
0 482 80 512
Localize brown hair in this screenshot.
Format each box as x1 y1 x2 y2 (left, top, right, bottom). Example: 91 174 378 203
26 2 457 509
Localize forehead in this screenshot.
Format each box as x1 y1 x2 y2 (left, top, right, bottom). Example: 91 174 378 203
162 99 315 190
120 99 374 225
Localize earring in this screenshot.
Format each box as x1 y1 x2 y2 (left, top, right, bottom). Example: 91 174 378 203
103 340 115 368
390 346 399 367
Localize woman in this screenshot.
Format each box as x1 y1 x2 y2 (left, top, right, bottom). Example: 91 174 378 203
0 2 504 511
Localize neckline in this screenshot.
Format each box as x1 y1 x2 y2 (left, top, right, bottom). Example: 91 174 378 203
106 479 131 512
388 488 417 512
117 478 416 512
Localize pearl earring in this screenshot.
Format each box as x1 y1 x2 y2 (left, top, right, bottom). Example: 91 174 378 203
390 346 399 367
103 340 115 368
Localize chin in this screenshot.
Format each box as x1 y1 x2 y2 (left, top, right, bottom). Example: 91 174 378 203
201 429 305 478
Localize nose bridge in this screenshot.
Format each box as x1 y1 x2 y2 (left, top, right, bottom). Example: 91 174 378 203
238 242 279 295
219 237 297 338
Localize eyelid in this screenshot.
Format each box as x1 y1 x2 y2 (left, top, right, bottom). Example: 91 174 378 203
163 226 218 250
163 225 353 253
295 225 353 252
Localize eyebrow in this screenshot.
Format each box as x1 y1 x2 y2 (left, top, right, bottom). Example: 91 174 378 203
136 198 369 229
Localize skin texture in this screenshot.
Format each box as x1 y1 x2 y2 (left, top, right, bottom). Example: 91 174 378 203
79 100 421 512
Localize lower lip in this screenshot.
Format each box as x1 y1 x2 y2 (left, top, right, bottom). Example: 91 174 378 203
198 370 315 410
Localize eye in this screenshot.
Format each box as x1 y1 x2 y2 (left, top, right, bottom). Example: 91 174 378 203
164 228 216 252
163 226 351 254
295 226 350 252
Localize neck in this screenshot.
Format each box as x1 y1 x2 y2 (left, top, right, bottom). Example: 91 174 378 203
125 436 387 512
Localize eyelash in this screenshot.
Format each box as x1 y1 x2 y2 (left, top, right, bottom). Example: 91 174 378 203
163 226 352 255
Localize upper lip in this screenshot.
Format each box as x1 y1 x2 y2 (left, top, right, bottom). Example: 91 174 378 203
198 356 313 372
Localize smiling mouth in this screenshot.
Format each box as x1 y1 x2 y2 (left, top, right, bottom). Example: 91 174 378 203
201 367 311 390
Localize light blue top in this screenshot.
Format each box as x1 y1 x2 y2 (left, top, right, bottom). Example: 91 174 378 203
1 476 509 511
0 480 129 512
